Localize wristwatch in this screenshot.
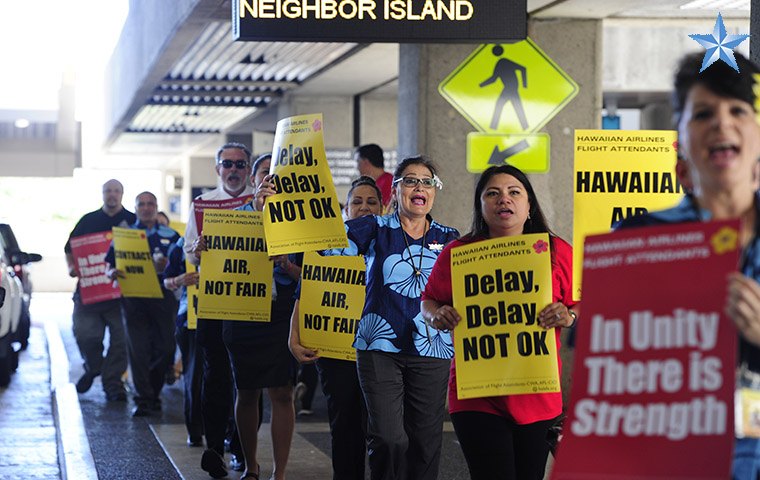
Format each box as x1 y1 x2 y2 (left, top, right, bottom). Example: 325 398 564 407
568 309 577 328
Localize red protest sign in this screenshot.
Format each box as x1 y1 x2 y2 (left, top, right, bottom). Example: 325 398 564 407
193 195 253 235
552 220 739 480
70 231 121 305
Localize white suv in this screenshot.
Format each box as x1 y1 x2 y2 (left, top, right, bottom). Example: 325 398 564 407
0 263 22 386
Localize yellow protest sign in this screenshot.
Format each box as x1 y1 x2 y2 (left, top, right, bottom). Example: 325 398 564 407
451 234 558 399
299 252 366 361
185 257 199 330
112 227 163 299
197 209 272 321
572 129 682 300
263 113 349 255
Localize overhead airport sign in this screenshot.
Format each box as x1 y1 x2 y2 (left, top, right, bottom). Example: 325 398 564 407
232 0 527 43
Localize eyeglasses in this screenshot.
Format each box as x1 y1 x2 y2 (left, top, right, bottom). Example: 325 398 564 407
392 176 442 189
219 159 249 169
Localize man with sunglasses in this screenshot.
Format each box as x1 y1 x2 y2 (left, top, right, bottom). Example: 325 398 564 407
184 142 254 478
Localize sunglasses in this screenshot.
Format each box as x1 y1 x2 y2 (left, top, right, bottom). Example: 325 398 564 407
392 176 442 189
219 159 249 169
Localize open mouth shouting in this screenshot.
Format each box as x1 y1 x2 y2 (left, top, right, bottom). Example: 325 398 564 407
411 194 427 206
707 141 739 166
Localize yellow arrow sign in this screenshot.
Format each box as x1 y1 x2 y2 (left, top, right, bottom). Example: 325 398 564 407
467 133 550 173
439 39 578 134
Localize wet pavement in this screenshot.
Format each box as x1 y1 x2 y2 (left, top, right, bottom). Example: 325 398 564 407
2 292 558 479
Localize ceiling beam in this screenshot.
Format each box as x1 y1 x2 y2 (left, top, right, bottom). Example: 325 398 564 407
158 78 299 89
147 97 272 107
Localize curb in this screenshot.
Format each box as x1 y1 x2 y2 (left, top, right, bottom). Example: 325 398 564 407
44 316 98 480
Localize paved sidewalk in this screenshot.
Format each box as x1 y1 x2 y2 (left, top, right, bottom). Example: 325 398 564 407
0 322 59 479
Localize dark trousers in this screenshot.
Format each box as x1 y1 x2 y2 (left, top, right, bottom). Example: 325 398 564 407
451 411 554 480
72 299 127 396
176 319 204 440
317 357 367 480
121 291 177 405
356 350 450 480
197 318 233 455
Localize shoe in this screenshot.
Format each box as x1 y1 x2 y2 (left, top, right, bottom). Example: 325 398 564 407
131 404 151 417
187 435 204 447
201 448 227 479
294 381 307 410
76 371 98 393
105 390 127 402
297 409 313 416
240 463 260 479
165 369 177 386
230 453 245 472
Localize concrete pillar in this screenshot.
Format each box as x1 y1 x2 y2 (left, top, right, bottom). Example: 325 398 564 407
398 43 480 234
398 19 602 239
752 0 760 64
640 102 673 130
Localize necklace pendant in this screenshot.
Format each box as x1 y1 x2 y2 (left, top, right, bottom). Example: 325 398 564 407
414 269 422 276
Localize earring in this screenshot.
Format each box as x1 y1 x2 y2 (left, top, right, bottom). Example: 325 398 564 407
527 213 531 220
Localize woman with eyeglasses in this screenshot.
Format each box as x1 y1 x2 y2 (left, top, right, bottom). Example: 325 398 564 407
317 156 459 480
288 176 383 480
421 165 577 480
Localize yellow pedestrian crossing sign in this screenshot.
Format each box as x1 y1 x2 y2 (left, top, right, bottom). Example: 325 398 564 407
439 38 579 134
467 133 550 173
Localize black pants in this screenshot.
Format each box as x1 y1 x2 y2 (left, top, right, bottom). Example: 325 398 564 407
197 318 233 454
356 350 450 480
121 291 177 405
450 411 554 480
317 357 367 480
176 318 203 440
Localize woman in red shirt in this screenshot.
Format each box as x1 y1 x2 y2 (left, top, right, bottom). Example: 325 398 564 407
421 165 578 480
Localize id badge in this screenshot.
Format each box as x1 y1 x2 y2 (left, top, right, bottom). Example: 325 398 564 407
736 387 760 438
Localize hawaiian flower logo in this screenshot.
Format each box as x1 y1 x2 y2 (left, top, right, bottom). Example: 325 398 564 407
412 313 453 359
710 226 738 255
354 313 400 352
428 241 443 252
383 245 437 298
140 233 146 239
312 118 322 132
533 239 548 254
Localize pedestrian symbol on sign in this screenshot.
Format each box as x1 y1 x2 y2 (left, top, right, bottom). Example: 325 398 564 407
439 39 578 135
480 45 528 131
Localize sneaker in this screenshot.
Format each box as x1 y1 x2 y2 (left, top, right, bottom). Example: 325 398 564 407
229 453 245 472
187 435 204 447
297 409 313 416
76 371 98 394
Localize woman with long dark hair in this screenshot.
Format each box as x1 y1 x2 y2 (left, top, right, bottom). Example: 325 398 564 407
421 164 577 480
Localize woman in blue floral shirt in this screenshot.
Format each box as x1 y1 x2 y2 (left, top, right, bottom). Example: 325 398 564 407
330 156 459 480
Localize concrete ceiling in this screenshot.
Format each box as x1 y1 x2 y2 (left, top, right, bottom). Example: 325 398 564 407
96 0 750 169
